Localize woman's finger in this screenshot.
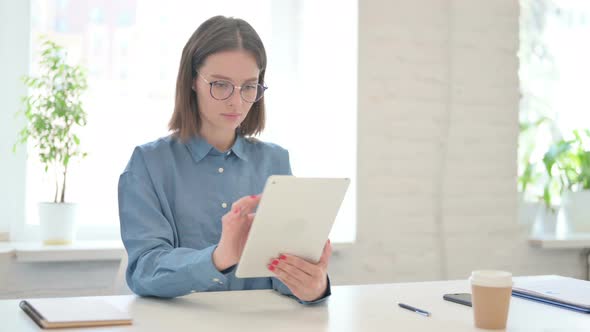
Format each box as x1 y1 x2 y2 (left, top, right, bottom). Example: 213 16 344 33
226 206 250 221
318 240 332 268
270 265 303 292
271 258 311 283
231 194 261 212
277 254 318 278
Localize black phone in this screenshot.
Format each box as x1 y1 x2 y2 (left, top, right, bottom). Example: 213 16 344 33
443 293 472 307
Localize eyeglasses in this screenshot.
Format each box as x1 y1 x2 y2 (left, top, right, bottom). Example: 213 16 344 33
197 73 267 103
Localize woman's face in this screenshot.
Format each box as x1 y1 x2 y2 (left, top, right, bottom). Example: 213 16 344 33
194 50 260 136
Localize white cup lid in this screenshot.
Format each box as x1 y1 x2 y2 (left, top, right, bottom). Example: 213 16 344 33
469 270 512 287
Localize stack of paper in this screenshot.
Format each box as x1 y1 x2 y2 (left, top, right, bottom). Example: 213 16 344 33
513 275 590 313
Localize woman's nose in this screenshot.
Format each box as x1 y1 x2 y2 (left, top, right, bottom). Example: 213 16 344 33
228 86 244 106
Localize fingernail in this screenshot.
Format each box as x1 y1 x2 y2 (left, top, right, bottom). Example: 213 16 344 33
268 265 275 271
279 254 286 260
328 239 331 244
250 195 257 198
272 259 279 265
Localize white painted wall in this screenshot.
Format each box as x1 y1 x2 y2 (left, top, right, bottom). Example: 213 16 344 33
0 0 586 299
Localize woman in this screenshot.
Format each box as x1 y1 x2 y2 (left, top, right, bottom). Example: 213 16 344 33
118 16 331 303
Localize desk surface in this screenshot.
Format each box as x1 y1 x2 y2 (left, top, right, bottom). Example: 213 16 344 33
2 279 589 332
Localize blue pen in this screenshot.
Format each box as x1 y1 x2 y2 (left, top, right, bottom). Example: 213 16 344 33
397 302 431 317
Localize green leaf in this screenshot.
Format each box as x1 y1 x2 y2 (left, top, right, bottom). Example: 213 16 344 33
543 184 552 210
543 140 571 175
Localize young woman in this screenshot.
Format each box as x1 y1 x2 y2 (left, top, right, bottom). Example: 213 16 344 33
118 16 331 303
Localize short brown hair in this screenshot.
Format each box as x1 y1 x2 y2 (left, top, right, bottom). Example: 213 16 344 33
168 16 267 142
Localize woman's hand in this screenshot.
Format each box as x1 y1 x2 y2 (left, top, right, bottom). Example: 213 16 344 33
268 240 332 302
213 194 261 271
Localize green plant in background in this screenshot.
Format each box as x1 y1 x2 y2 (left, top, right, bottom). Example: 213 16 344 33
518 116 552 196
518 160 539 194
542 129 590 209
13 38 88 203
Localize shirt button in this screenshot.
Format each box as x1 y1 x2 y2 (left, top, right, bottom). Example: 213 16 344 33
221 202 228 209
218 167 224 173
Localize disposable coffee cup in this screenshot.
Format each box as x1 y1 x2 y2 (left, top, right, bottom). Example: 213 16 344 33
469 270 512 330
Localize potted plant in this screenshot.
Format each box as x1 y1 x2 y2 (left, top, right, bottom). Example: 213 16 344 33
542 129 590 233
14 38 88 245
518 116 552 230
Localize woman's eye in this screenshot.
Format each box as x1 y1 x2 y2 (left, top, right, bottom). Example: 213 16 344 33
243 84 257 90
213 81 230 88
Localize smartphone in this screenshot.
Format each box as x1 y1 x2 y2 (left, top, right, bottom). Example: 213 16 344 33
443 293 472 307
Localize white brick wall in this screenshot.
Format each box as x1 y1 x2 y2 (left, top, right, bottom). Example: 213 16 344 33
328 0 585 284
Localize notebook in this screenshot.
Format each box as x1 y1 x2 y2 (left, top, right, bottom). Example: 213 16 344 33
512 275 590 313
19 297 133 329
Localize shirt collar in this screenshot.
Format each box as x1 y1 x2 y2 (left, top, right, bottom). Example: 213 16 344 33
230 135 248 161
186 135 249 163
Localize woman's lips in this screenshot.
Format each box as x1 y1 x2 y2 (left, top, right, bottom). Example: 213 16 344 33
221 113 241 119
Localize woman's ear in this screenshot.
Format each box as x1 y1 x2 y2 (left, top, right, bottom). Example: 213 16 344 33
192 78 197 91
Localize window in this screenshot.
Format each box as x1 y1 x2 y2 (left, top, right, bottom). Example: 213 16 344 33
25 0 357 242
519 0 590 202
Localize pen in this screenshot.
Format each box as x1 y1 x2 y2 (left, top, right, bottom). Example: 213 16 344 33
397 302 431 317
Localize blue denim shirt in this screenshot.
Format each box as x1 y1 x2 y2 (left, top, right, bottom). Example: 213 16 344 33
118 134 330 303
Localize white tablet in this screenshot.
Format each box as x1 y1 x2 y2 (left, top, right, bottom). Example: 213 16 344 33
235 175 350 278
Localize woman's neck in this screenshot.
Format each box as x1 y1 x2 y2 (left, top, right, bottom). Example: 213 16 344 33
199 127 236 152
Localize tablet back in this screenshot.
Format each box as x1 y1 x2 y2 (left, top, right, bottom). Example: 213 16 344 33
235 176 350 278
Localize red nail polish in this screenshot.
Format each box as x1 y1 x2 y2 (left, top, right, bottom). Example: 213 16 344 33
279 255 286 260
272 259 279 265
268 265 275 271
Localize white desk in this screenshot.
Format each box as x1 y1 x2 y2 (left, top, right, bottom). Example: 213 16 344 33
530 233 590 280
2 278 589 331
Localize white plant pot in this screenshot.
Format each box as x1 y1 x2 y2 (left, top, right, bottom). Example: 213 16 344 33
561 190 590 234
38 202 78 245
531 206 558 236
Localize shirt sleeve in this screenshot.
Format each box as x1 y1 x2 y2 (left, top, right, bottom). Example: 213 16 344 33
268 147 332 304
118 148 231 298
